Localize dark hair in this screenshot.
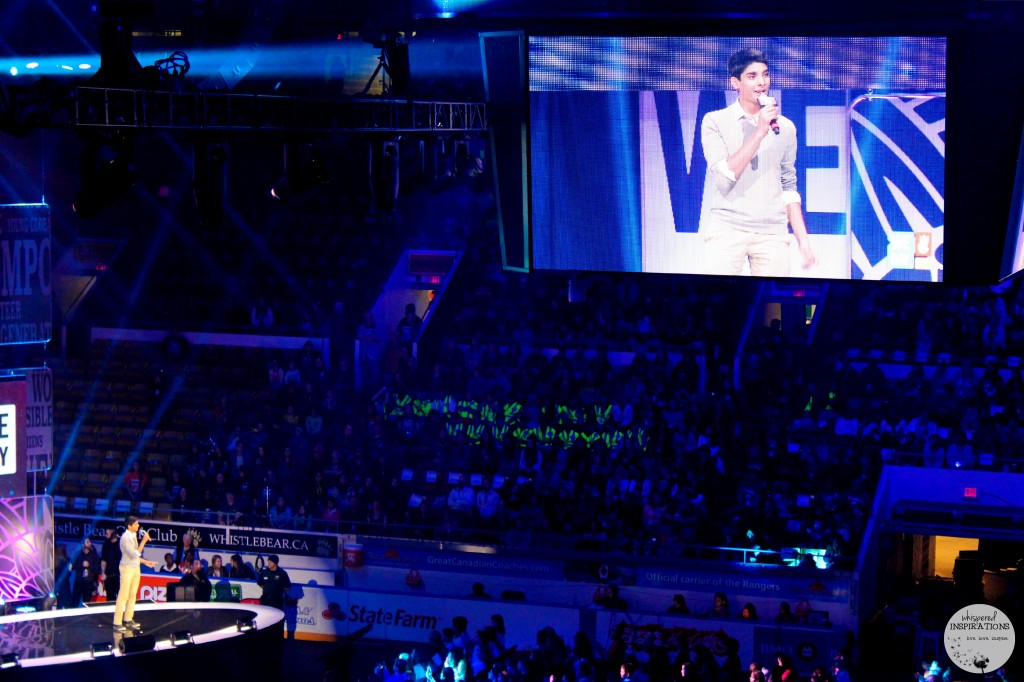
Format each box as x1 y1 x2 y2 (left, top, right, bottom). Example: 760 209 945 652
268 554 280 564
728 48 768 80
124 514 139 527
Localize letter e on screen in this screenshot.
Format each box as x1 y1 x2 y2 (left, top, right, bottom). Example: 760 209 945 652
0 404 17 475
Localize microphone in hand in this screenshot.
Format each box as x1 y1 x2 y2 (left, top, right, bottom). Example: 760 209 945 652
757 94 780 135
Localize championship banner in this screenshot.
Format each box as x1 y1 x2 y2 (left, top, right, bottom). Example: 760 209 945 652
0 204 52 345
54 515 340 559
26 368 52 472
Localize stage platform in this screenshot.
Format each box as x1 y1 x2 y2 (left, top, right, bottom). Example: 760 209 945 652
0 602 284 681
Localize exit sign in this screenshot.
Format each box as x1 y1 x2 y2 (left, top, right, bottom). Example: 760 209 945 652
964 487 978 499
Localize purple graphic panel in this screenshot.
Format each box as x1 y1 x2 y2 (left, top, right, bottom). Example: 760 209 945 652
0 496 53 601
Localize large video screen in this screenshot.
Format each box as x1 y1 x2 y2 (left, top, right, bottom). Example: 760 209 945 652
1000 124 1024 282
529 36 946 281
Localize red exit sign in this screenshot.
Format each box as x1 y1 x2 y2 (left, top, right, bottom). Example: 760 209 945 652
963 487 978 499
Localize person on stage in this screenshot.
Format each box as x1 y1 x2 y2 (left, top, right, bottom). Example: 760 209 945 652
72 538 101 606
113 515 157 632
100 525 122 603
700 47 816 277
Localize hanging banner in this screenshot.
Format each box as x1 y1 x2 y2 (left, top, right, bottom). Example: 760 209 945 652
26 368 52 472
0 203 52 345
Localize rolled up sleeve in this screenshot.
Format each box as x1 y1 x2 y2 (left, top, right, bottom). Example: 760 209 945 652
781 128 801 205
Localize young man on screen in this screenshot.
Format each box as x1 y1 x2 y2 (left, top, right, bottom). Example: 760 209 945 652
700 48 816 277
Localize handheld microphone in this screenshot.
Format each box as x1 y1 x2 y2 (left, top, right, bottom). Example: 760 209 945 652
757 94 780 135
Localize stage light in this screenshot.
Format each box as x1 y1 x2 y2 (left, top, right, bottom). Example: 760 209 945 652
25 62 38 69
9 67 17 76
0 653 20 669
90 642 114 658
118 634 156 655
236 617 257 632
79 63 92 70
171 631 194 646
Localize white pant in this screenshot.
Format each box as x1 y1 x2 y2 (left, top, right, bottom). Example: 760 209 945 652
703 222 791 277
113 564 141 625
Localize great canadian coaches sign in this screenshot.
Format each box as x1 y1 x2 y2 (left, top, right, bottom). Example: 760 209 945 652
0 204 52 345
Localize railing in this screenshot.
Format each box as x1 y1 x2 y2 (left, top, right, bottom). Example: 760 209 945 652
71 87 488 133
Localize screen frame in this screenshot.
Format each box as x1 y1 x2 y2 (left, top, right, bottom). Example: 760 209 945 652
513 24 1024 286
524 34 948 283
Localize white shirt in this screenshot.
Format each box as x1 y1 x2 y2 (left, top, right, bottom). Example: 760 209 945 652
119 531 142 568
700 98 801 235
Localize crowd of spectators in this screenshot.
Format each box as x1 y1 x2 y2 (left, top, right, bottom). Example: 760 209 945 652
104 263 1024 575
362 611 854 682
38 140 1024 682
145 328 847 566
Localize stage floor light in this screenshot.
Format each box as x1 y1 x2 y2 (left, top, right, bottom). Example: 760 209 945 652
236 617 257 632
171 631 194 646
90 642 114 658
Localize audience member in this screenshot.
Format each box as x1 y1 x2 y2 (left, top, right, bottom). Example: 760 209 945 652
667 594 690 615
176 558 213 602
229 554 257 580
157 552 181 574
72 538 101 606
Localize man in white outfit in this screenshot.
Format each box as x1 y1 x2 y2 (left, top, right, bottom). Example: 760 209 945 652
113 514 157 632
